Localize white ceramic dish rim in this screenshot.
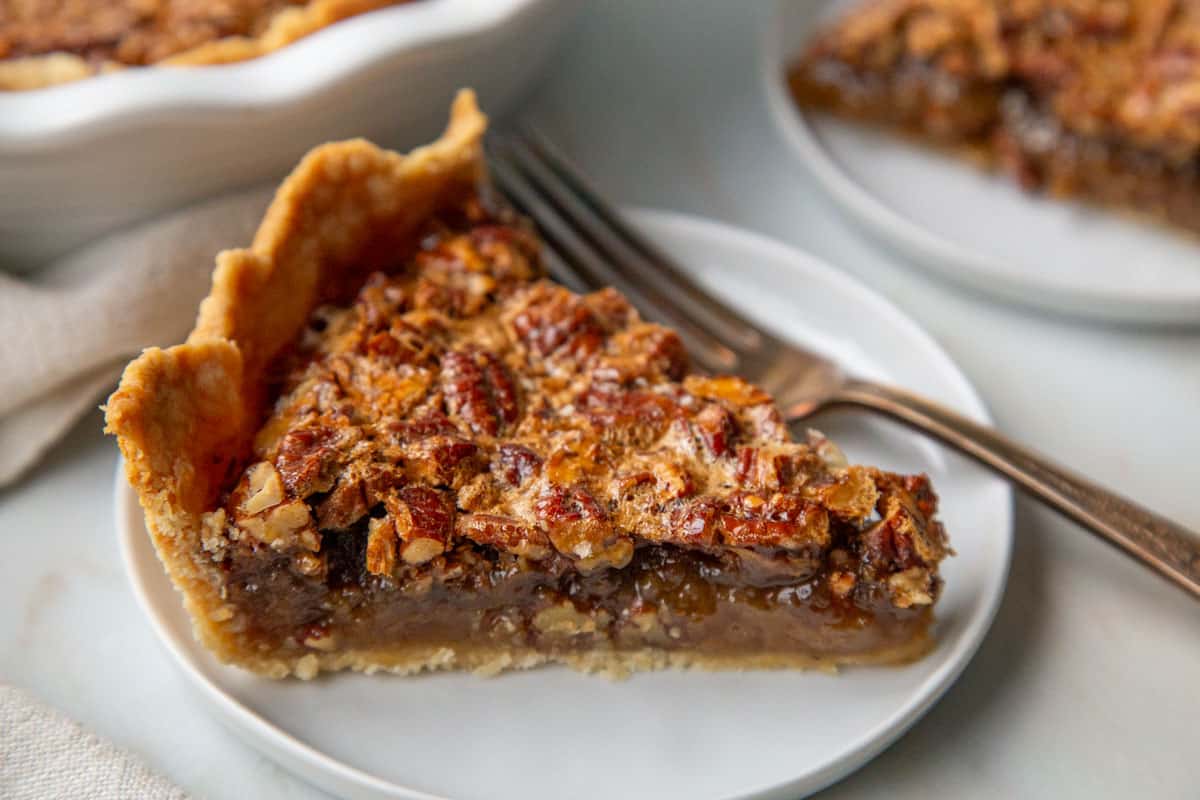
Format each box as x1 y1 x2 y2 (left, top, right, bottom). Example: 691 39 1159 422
0 0 541 150
758 1 1200 326
115 208 1013 800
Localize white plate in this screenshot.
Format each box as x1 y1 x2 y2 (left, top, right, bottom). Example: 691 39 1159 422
116 209 1012 800
762 0 1200 326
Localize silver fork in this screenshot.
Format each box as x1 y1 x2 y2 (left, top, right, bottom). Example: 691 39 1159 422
486 126 1200 601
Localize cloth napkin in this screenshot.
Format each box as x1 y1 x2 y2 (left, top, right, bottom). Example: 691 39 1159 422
0 685 189 799
0 185 276 487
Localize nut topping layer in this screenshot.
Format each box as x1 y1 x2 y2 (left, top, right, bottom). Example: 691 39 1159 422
220 197 949 612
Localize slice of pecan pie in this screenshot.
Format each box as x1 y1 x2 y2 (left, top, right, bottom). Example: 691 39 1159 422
106 90 950 679
788 0 1200 235
0 0 417 90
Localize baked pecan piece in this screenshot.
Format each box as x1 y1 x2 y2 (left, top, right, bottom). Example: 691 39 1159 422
316 475 368 530
468 224 541 284
274 424 345 497
683 375 770 408
494 444 542 487
596 323 689 385
534 485 633 571
385 486 455 565
509 284 605 361
441 346 520 436
667 498 721 548
718 491 830 551
457 513 552 560
584 388 678 447
405 436 482 489
690 402 736 457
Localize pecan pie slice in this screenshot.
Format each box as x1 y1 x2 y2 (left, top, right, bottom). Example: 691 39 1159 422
788 0 1200 235
106 90 950 679
0 0 416 90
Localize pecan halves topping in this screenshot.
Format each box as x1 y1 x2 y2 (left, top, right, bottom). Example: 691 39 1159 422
385 486 455 565
534 484 634 571
441 346 520 436
226 214 947 607
457 513 552 561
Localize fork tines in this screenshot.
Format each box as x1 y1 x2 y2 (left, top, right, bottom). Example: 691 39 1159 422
486 128 771 375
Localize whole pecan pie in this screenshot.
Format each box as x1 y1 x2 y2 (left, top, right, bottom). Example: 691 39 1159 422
0 0 416 90
788 0 1200 236
105 91 951 679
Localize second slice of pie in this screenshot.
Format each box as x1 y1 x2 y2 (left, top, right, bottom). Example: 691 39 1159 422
106 90 950 679
788 0 1200 236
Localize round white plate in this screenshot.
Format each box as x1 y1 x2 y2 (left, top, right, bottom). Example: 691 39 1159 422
117 209 1012 800
762 0 1200 326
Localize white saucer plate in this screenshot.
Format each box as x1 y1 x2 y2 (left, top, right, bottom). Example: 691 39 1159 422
762 0 1200 325
117 209 1012 800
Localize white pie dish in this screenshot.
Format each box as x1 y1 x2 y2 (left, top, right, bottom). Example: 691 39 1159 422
761 0 1200 326
116 205 1013 800
0 0 580 272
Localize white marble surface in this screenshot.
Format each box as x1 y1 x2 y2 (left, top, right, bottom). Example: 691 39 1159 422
2 3 1198 798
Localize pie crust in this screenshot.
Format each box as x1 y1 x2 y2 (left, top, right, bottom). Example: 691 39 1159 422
788 0 1200 235
106 90 951 679
0 0 413 91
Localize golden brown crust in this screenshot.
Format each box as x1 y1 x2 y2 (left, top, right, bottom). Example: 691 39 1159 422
256 633 936 681
0 0 410 91
105 89 488 667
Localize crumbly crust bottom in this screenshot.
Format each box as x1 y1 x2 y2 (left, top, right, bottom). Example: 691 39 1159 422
241 633 936 680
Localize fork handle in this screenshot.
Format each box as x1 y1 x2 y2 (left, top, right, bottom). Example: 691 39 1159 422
829 378 1200 600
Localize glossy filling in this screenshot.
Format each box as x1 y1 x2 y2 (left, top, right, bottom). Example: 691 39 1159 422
223 534 933 662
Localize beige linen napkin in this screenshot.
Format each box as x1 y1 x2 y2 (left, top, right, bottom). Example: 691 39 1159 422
0 185 275 487
0 685 189 799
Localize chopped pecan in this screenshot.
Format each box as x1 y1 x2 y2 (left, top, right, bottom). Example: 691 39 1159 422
441 346 520 436
594 323 688 385
719 492 830 550
690 402 736 457
239 461 284 515
386 486 454 565
534 485 632 571
667 498 721 547
494 444 542 487
316 476 368 530
405 436 482 490
457 513 552 560
509 284 605 361
275 425 341 497
583 389 677 447
683 375 770 408
365 517 398 576
237 499 321 552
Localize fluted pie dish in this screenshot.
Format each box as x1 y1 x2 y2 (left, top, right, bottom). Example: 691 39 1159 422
0 0 418 90
106 91 951 680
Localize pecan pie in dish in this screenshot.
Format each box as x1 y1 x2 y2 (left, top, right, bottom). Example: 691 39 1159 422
0 0 416 90
106 91 950 679
789 0 1200 235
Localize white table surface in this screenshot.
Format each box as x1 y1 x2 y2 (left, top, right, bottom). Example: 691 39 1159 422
3 3 1199 798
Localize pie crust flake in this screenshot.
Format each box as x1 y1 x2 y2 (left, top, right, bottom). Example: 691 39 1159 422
788 0 1200 235
0 0 415 90
106 90 951 679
